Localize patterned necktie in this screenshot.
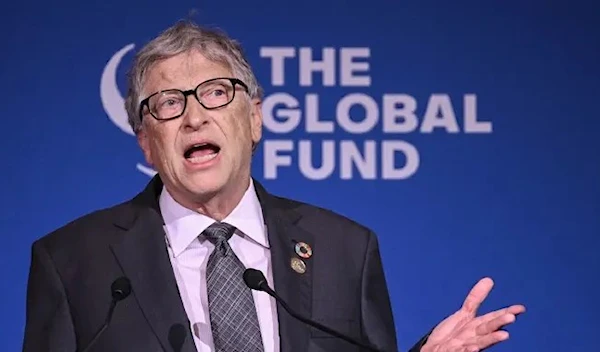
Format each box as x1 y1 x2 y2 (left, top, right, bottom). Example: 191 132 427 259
203 222 264 352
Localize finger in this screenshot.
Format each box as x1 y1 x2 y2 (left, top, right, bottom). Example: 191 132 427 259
507 304 526 315
476 313 516 335
461 277 494 314
476 304 527 326
462 345 481 352
473 330 510 350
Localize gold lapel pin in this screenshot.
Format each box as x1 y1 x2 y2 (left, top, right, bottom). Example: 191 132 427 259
290 257 306 274
294 241 312 259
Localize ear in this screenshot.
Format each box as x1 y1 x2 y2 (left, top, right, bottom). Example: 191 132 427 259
136 128 154 166
249 98 263 145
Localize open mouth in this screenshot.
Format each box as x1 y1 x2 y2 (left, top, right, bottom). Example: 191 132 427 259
184 143 221 164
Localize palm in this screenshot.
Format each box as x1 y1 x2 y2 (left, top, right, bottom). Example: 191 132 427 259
422 278 525 352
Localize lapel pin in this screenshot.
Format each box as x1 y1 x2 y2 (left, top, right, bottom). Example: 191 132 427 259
294 242 312 259
290 257 306 274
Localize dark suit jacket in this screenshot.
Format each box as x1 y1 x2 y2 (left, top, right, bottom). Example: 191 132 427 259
22 176 429 352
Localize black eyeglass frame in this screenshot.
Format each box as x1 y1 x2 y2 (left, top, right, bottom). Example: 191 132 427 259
138 77 249 122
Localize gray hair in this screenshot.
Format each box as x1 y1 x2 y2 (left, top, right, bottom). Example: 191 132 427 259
124 20 263 133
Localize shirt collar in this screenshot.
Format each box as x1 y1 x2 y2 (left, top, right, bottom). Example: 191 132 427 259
159 180 269 257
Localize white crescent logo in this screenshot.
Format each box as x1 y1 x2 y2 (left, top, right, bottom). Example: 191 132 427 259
100 44 157 178
100 43 135 136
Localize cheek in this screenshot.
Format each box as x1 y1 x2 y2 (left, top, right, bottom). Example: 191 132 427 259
149 129 176 162
234 112 254 140
233 121 253 151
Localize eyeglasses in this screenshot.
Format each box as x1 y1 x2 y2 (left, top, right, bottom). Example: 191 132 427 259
139 77 249 121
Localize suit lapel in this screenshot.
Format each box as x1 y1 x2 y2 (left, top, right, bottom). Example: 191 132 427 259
110 177 196 352
254 181 315 352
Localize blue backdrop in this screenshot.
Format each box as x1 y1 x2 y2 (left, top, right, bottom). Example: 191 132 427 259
2 0 599 351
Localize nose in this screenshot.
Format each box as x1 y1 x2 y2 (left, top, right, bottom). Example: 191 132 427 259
181 96 210 131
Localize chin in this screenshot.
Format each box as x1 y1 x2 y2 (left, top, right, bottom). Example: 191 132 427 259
168 155 246 202
182 175 226 198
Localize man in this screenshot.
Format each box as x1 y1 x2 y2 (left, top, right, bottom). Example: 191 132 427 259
23 21 525 352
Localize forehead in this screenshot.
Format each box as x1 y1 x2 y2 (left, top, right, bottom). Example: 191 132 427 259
143 50 232 95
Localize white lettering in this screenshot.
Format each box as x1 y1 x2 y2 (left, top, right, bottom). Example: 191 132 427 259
305 94 334 133
260 47 295 86
340 48 371 86
299 48 336 87
263 140 294 179
262 93 301 133
340 140 376 179
420 94 460 133
464 94 492 133
383 94 418 133
261 140 420 180
337 93 378 133
299 140 335 180
382 141 420 179
262 93 482 136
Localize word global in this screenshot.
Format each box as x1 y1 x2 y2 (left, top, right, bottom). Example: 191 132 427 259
261 93 489 134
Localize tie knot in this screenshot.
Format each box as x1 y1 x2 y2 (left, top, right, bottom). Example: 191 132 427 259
203 222 236 246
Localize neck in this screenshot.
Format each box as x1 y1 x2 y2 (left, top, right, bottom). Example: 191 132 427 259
169 176 251 221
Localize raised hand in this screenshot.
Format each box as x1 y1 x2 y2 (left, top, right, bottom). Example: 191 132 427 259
421 278 525 352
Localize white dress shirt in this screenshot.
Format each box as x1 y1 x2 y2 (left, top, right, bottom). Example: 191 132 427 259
159 181 280 351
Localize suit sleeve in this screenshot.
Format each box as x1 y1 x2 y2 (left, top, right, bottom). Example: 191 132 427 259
360 231 398 352
407 333 430 352
22 240 76 352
